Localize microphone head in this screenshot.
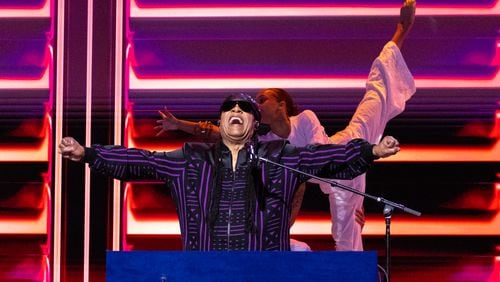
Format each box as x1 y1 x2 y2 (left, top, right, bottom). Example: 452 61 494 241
246 141 259 168
383 204 393 217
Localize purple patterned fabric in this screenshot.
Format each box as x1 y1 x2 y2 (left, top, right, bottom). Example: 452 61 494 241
85 139 374 250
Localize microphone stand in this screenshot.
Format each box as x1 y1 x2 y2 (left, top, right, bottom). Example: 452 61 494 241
256 155 421 282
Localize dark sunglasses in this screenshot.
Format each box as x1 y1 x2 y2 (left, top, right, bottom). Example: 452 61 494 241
220 101 254 113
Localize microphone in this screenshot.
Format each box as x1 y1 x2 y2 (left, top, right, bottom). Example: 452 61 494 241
246 141 260 168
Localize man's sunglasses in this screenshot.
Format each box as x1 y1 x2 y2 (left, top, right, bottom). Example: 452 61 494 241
220 101 254 113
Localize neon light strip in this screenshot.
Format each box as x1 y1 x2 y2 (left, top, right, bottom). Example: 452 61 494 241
129 184 500 236
53 0 65 280
127 138 499 165
83 0 93 281
125 189 180 235
0 67 49 89
379 143 500 162
131 0 500 17
128 141 500 162
125 211 500 236
121 185 130 250
129 66 500 90
0 0 50 18
43 255 50 282
0 114 50 162
292 213 500 235
385 110 500 162
0 184 49 234
113 0 125 252
125 181 500 236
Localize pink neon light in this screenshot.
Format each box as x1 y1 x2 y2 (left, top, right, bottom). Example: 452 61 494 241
125 105 500 163
493 41 500 66
380 143 500 162
126 116 500 163
0 42 52 82
130 0 500 17
133 1 500 9
128 138 500 163
0 183 50 235
0 113 51 162
489 256 500 281
122 184 131 250
128 65 500 90
0 0 47 9
0 0 50 18
123 175 500 236
124 209 500 236
491 111 500 142
0 66 50 89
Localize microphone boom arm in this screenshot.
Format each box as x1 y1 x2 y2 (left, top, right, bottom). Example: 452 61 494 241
257 156 421 217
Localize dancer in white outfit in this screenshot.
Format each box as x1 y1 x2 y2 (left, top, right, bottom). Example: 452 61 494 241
252 0 417 251
155 0 416 251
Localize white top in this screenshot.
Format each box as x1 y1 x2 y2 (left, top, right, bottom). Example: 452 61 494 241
258 109 330 146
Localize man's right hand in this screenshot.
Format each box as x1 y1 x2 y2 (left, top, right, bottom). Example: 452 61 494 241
372 136 400 158
58 137 85 162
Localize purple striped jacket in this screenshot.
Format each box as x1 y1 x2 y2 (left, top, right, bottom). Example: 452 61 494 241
84 138 375 251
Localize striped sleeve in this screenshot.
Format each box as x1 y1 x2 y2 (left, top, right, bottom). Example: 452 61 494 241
284 138 376 183
84 145 186 182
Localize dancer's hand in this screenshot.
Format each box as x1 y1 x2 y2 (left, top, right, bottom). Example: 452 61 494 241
155 106 179 136
400 0 416 32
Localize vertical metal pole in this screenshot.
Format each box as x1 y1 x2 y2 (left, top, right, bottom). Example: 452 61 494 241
384 205 394 282
53 0 66 281
112 0 125 251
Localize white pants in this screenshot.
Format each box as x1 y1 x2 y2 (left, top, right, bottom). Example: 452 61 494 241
328 186 364 251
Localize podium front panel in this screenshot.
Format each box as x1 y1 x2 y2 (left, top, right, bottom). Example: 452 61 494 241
106 250 378 282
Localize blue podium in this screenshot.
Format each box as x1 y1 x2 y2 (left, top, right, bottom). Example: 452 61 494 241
107 250 378 281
